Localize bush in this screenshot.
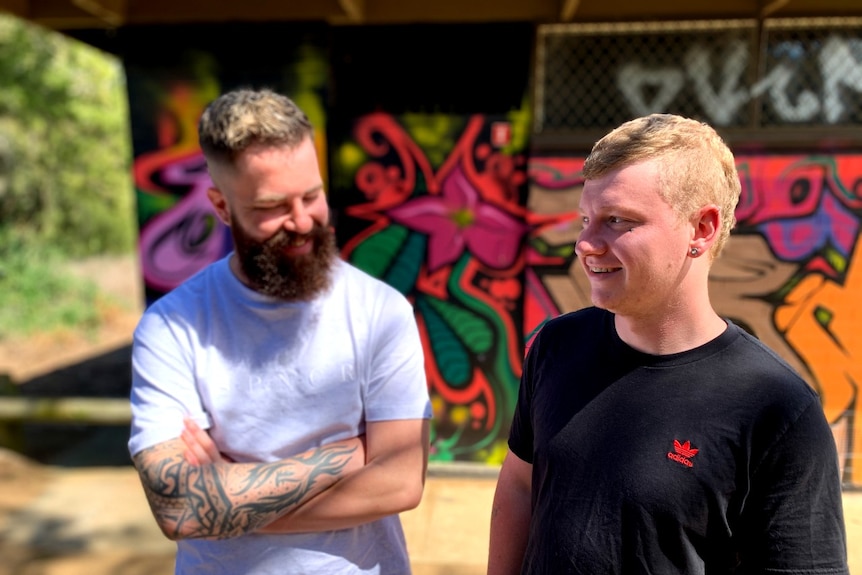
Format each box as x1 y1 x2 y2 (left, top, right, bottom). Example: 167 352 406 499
0 230 104 338
0 14 136 259
0 16 136 337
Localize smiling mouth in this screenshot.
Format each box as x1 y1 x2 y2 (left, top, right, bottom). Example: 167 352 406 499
589 266 618 273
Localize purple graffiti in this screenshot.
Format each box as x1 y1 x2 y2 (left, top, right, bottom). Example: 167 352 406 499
757 192 858 260
736 156 860 260
139 153 230 293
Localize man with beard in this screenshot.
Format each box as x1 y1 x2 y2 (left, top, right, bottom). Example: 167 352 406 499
128 88 432 575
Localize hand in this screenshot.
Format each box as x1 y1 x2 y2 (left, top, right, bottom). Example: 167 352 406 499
181 418 367 469
181 418 232 465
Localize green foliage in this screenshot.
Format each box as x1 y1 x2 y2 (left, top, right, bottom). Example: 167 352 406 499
0 15 136 338
0 14 135 257
0 231 103 338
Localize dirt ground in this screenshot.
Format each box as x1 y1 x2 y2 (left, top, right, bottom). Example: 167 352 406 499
0 254 859 574
0 255 144 384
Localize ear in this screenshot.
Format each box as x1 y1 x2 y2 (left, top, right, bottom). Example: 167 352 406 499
689 204 720 255
207 187 232 227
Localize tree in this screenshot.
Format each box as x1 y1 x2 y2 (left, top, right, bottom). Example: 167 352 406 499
0 14 134 256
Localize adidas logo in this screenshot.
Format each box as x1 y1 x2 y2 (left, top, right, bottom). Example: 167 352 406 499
667 439 699 468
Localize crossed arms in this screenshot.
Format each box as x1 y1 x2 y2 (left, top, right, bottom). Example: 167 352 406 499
132 417 429 540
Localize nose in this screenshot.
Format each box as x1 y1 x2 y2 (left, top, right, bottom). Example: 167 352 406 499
283 201 314 235
574 222 605 258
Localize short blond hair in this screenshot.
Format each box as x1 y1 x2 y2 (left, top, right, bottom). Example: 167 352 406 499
582 114 740 257
198 88 313 167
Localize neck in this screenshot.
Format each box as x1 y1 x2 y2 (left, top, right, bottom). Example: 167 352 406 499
228 253 252 288
614 285 726 355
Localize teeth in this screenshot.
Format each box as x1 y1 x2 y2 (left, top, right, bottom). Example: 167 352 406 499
590 267 614 273
292 237 308 247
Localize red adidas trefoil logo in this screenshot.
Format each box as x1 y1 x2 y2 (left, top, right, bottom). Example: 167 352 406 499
667 439 699 468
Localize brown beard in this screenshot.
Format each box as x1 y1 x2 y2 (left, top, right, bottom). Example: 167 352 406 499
231 217 338 302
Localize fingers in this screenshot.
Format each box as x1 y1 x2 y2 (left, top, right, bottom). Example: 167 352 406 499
182 438 201 465
182 417 222 465
181 426 208 466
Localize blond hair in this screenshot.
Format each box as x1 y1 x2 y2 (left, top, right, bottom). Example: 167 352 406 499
198 88 313 167
582 114 740 257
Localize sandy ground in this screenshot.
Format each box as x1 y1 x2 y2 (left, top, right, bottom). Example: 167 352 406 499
0 450 859 575
0 254 858 574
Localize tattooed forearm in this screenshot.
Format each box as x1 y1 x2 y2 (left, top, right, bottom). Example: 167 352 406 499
134 441 358 540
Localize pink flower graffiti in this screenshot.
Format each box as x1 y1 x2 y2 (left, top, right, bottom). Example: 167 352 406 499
387 164 527 272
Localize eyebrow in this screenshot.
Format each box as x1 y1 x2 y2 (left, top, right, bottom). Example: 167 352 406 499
254 184 324 204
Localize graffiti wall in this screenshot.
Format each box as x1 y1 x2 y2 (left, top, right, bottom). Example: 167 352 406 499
330 107 542 464
120 21 536 465
528 154 861 487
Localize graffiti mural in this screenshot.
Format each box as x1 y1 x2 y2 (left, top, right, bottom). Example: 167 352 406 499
527 154 861 487
133 81 229 300
331 106 566 464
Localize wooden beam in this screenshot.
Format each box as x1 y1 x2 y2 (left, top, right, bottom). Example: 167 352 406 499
338 0 364 22
0 0 31 18
760 0 790 17
0 397 131 424
560 0 581 21
71 0 125 26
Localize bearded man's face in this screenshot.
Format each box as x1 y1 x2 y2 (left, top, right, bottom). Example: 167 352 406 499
231 216 338 301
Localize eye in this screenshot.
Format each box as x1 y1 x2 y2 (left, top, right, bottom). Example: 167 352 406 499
609 216 624 224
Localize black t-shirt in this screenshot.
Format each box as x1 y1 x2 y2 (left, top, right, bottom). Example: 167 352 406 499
509 307 848 575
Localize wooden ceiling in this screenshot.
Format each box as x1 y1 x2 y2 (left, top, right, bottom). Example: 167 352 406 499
2 0 862 31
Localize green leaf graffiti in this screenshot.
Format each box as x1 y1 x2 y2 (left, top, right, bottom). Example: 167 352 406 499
384 232 425 295
423 295 493 355
349 224 409 278
417 296 471 387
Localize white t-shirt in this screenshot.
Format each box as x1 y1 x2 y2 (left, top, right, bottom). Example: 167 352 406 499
129 255 431 574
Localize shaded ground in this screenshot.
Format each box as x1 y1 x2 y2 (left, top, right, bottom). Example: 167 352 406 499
0 254 143 467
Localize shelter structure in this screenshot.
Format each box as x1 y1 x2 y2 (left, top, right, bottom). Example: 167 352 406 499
2 0 861 488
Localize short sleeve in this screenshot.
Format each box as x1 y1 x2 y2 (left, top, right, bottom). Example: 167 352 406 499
364 292 431 422
737 398 848 574
128 308 210 456
508 330 540 463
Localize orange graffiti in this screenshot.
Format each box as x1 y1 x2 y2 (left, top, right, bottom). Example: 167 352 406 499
775 238 861 485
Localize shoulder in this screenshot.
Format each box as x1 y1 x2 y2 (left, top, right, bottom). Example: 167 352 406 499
533 307 609 345
525 307 611 362
727 323 814 395
336 259 394 289
719 323 822 429
137 257 229 327
333 259 413 309
546 306 607 330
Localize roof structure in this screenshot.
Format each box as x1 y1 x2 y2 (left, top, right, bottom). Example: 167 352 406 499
2 0 862 31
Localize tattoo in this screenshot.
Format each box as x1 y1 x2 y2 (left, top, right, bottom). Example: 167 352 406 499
134 442 356 539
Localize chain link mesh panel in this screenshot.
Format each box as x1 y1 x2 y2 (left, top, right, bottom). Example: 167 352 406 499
536 18 862 133
760 19 862 126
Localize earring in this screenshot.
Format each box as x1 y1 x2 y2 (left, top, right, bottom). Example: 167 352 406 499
690 247 699 256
